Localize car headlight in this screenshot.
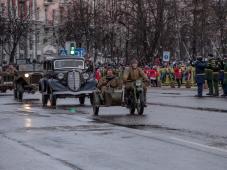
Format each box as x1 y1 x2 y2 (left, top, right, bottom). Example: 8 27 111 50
136 80 142 86
57 73 64 80
83 73 89 80
24 73 29 78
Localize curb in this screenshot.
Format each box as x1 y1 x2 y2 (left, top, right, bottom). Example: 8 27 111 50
148 102 227 113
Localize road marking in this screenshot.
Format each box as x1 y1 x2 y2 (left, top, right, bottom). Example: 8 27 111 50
170 137 227 154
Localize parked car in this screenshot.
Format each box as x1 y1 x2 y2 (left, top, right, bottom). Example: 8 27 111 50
0 72 14 93
39 56 97 107
14 59 43 101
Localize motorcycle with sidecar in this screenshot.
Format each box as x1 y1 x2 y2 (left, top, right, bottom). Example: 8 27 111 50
92 79 146 116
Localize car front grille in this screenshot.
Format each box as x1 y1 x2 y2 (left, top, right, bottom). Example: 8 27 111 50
30 74 42 84
67 71 80 91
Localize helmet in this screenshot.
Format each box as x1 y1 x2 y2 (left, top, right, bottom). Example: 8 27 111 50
131 58 138 65
197 56 203 61
223 54 227 61
208 54 214 59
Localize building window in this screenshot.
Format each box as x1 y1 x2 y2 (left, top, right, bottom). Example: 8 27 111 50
36 32 40 44
29 35 33 50
0 3 5 15
36 7 40 20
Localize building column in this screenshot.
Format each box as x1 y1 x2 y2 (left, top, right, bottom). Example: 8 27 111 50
32 0 37 60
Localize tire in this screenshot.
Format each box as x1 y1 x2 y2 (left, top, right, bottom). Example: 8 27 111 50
42 94 49 107
137 92 145 115
49 93 57 107
130 106 136 115
79 96 85 105
128 92 136 115
93 105 99 116
89 94 94 105
17 84 23 102
14 89 18 99
129 97 135 114
92 92 100 116
18 90 23 102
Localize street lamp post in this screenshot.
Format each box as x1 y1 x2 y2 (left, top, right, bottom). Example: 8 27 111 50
0 37 3 66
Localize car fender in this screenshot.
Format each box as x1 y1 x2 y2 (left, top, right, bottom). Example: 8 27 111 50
47 79 68 92
80 79 97 91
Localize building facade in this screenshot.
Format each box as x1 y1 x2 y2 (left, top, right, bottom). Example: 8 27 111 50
0 0 71 63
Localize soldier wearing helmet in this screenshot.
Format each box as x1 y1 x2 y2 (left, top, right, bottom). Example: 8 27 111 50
123 58 149 106
123 59 149 82
97 67 122 103
206 54 214 95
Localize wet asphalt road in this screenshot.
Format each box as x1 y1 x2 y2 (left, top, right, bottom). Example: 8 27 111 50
0 88 227 170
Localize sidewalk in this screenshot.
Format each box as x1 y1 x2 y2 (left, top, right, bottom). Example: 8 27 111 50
148 88 227 113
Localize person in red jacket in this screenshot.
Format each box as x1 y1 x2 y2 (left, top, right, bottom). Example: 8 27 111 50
149 66 158 87
95 68 101 82
144 65 150 77
174 65 182 88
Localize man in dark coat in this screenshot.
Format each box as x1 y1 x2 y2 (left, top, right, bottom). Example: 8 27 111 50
194 56 207 97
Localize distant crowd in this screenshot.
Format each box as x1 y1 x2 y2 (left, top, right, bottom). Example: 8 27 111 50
94 62 196 88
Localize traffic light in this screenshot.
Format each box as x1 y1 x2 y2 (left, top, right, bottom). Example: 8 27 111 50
70 43 75 55
65 41 76 55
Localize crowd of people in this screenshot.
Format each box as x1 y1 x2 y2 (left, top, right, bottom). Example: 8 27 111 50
94 54 227 98
95 62 195 89
194 54 227 97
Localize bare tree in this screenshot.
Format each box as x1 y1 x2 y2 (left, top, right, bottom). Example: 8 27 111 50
0 4 34 64
58 0 227 64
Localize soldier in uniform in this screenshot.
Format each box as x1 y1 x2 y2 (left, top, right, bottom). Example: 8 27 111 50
97 67 122 102
222 55 227 96
219 58 225 96
194 56 207 97
207 54 222 96
123 58 149 105
206 54 214 95
212 58 221 96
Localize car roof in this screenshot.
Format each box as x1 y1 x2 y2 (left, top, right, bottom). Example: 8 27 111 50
45 56 85 61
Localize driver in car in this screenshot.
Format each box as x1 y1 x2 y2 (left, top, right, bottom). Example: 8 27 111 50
123 58 149 106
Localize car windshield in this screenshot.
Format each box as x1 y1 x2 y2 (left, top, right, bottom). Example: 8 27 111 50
18 64 42 72
54 59 84 69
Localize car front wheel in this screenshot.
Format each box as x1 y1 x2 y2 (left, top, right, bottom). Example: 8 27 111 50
14 89 18 99
42 94 49 107
17 84 23 102
79 96 85 105
49 93 57 107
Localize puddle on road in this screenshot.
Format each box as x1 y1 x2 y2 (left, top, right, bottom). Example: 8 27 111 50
209 142 227 148
20 124 114 132
161 92 181 95
124 124 178 131
5 100 41 107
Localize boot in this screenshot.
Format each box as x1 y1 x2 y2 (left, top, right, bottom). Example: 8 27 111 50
144 92 147 107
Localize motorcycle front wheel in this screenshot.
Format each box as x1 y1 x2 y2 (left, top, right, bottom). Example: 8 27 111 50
137 92 145 115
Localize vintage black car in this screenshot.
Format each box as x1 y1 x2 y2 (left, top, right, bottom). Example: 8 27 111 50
14 59 43 101
39 56 97 107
